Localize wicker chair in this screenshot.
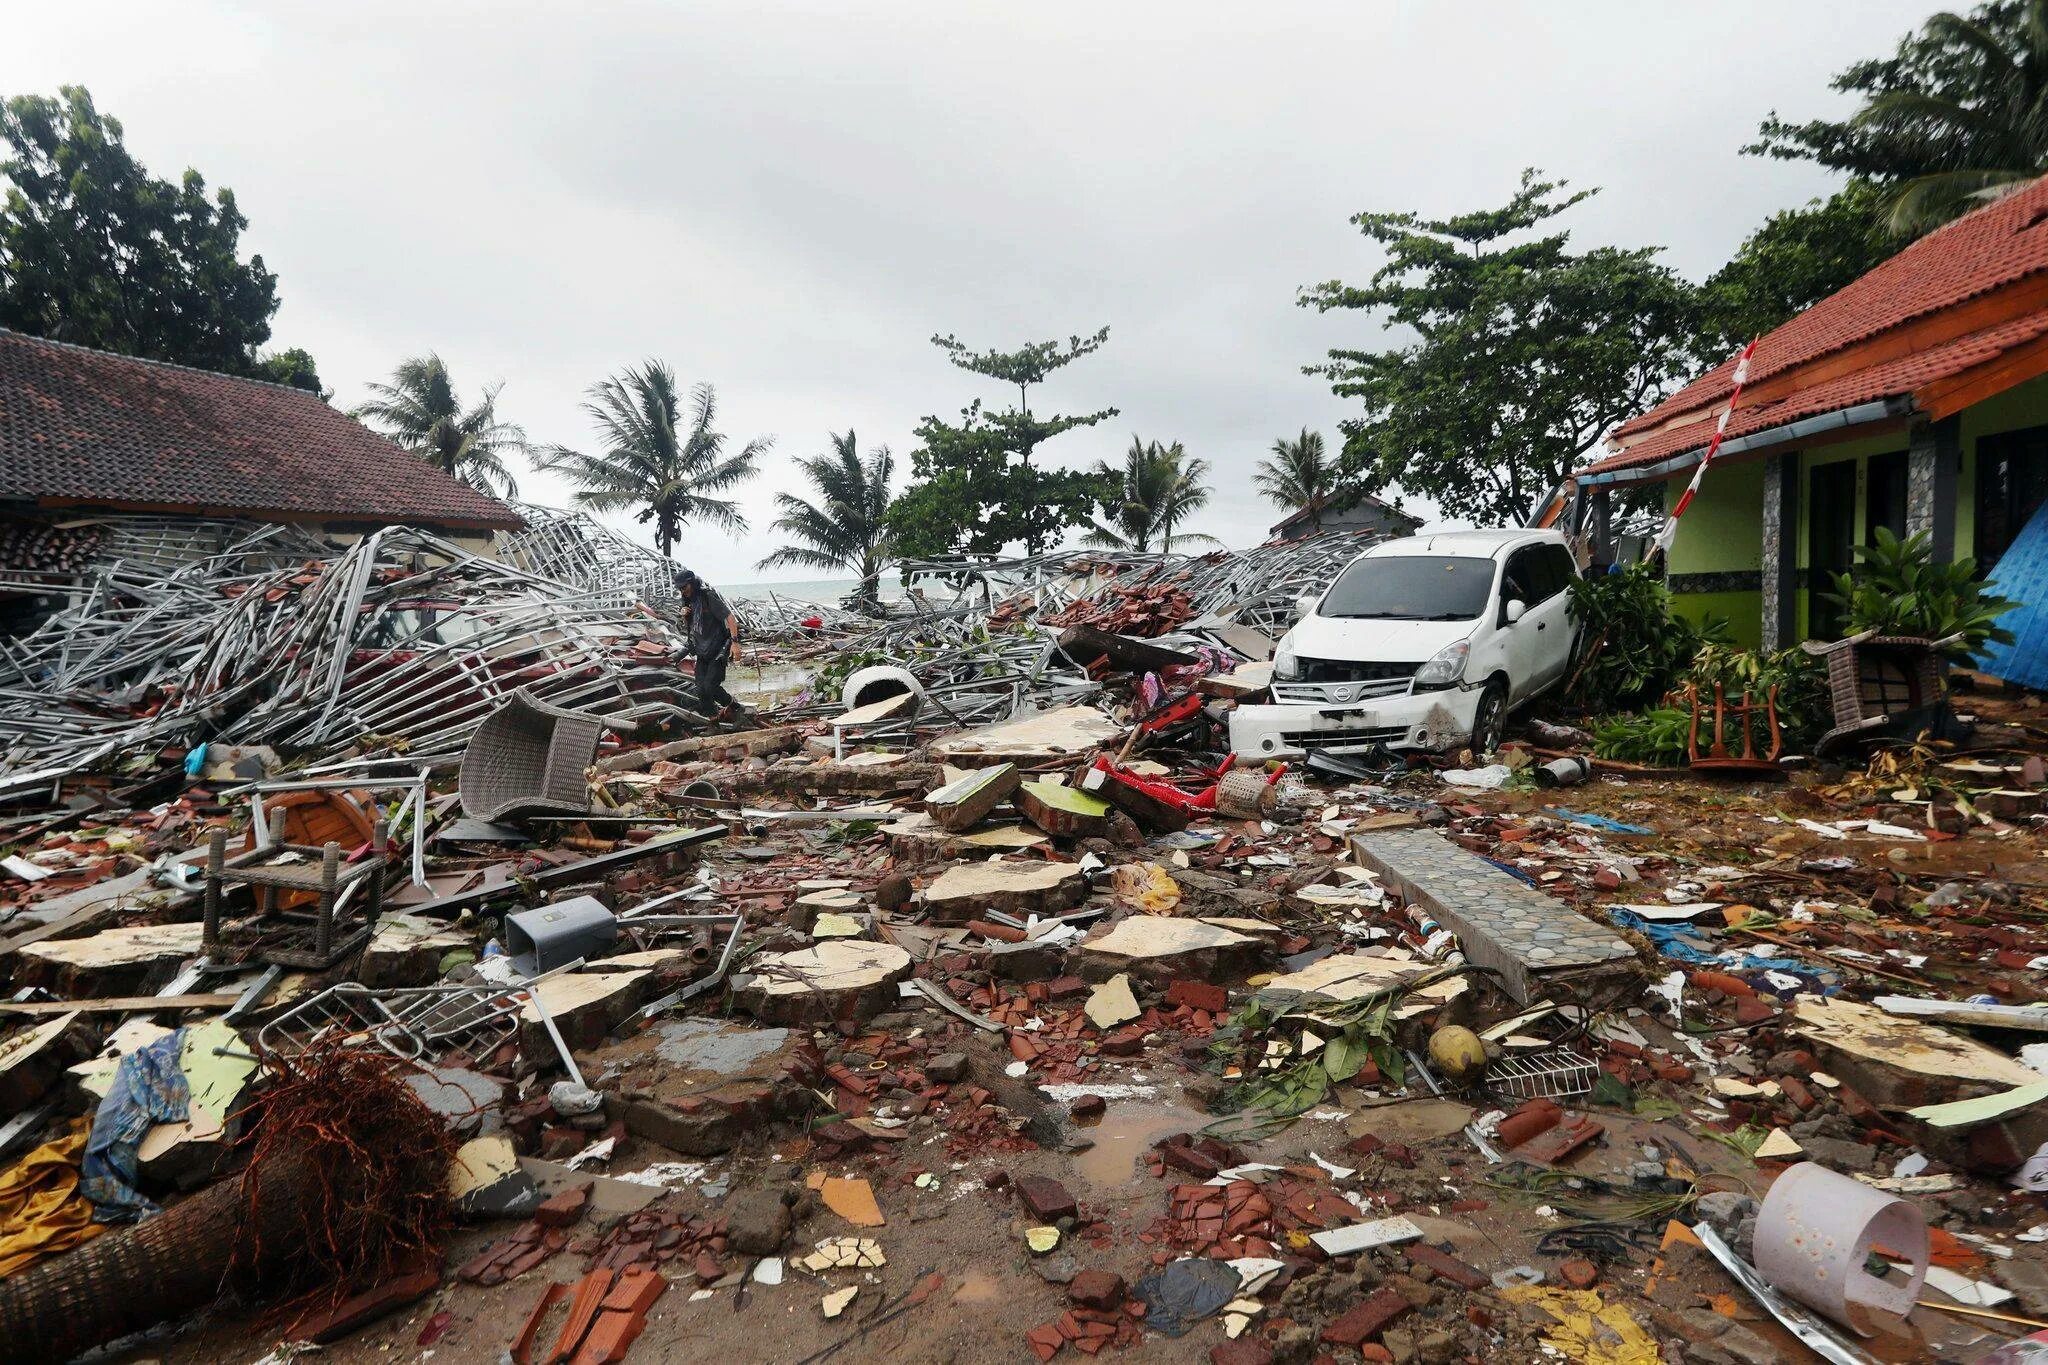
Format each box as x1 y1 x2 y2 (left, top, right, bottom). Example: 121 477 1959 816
1799 630 1960 756
458 689 607 822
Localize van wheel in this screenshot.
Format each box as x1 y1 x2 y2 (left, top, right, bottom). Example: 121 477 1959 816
1471 681 1509 756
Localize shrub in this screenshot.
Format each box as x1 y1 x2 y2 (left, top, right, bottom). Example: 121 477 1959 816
1565 563 1728 710
1685 644 1830 751
1822 527 2016 656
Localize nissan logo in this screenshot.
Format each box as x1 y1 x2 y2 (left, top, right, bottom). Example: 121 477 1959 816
1331 684 1357 702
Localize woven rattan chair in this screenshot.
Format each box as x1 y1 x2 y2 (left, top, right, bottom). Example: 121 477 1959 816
1799 630 1959 756
458 689 606 822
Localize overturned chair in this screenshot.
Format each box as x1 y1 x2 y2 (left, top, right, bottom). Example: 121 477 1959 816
458 688 608 822
1800 630 1964 756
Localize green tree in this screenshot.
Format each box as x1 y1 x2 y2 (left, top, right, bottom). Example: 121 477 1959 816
1694 182 1894 358
540 362 767 557
353 354 526 497
1253 428 1338 532
0 86 315 380
1750 1 2048 234
1086 437 1217 552
885 329 1119 558
757 430 897 607
1301 170 1698 526
254 347 327 397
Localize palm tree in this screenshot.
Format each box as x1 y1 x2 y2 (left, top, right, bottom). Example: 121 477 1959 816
756 430 897 608
1253 428 1334 533
1086 437 1216 552
352 354 525 497
1152 440 1214 551
1855 3 2048 233
538 363 769 557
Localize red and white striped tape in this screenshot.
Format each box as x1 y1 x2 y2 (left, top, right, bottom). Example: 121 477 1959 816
1653 338 1760 557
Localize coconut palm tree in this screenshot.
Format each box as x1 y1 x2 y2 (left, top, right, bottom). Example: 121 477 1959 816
1086 437 1216 552
1253 428 1335 532
756 430 897 608
351 353 525 497
538 362 768 557
1856 2 2048 233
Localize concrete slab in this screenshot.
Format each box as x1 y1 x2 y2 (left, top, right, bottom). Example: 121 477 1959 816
924 763 1021 832
1792 996 2043 1106
929 706 1122 765
1348 828 1634 1004
1078 916 1260 986
733 941 913 1025
1258 953 1468 1020
923 859 1086 924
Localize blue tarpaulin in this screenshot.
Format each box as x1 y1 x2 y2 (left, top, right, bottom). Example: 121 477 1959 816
1977 498 2048 688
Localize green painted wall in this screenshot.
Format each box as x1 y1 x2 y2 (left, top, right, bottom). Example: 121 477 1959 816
1665 459 1764 576
1670 589 1763 649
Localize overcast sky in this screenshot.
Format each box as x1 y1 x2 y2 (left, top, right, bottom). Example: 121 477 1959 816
8 1 1933 582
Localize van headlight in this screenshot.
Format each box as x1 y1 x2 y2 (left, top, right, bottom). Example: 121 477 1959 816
1272 639 1301 681
1412 639 1469 692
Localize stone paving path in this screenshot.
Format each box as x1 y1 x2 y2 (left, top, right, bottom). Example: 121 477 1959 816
1347 828 1635 1003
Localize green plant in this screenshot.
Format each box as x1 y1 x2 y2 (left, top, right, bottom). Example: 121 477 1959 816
1822 526 2016 656
1685 644 1831 750
1592 708 1692 766
1565 564 1728 709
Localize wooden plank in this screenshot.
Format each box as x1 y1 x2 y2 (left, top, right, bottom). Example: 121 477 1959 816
0 993 242 1018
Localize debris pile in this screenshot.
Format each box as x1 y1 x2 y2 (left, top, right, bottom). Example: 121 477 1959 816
4 517 2048 1365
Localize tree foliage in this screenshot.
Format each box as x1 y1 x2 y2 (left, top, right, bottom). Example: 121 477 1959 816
1749 1 2048 234
1253 428 1338 531
758 430 898 607
0 86 316 383
885 329 1119 558
353 354 526 497
1694 182 1895 360
1301 170 1697 526
1085 437 1216 552
541 363 768 557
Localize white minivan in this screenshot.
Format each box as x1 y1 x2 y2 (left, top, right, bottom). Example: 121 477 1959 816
1229 529 1581 760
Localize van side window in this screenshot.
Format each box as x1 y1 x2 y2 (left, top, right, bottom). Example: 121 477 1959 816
1540 544 1577 598
1502 548 1547 606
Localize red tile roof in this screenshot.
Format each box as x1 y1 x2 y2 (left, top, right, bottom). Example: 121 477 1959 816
1587 175 2048 477
0 329 523 530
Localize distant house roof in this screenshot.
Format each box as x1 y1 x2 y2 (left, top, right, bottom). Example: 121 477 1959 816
1268 493 1421 540
0 329 523 531
1584 175 2048 483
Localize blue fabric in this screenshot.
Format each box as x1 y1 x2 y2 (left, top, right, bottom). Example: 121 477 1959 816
80 1028 189 1222
1545 807 1652 835
1977 497 2048 688
1607 910 1834 987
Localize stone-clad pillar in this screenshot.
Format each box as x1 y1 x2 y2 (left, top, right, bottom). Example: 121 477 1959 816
1908 415 1962 562
1760 452 1800 651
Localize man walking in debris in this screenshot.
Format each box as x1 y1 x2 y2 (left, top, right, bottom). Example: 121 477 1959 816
674 569 743 720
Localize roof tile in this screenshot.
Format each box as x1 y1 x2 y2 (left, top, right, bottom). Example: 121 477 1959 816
1592 176 2048 476
0 329 523 530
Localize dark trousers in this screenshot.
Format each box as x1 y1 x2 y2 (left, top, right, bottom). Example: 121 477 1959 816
694 645 736 713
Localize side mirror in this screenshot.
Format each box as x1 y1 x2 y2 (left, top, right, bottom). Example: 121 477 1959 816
1295 595 1318 620
1503 599 1527 625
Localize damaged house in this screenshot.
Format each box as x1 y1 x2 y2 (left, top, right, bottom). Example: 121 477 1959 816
0 325 524 583
1572 174 2048 650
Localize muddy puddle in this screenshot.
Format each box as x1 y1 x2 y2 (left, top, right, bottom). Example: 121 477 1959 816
1069 1099 1210 1190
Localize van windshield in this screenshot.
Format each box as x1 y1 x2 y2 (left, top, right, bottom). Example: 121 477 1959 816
1317 556 1496 621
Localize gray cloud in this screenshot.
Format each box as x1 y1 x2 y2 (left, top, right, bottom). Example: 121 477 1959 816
7 0 1931 577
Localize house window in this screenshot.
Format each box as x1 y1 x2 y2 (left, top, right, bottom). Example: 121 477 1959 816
1865 450 1909 545
1976 424 2048 571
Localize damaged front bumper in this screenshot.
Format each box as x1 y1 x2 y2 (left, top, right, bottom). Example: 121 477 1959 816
1228 688 1480 759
